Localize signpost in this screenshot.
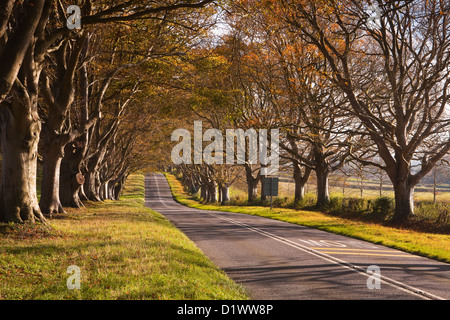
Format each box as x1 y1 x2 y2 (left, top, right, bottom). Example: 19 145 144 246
263 177 279 210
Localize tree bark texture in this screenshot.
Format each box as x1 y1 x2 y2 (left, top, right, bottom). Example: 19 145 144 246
0 100 46 223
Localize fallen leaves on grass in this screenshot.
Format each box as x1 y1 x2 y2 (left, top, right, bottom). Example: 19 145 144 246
0 222 66 240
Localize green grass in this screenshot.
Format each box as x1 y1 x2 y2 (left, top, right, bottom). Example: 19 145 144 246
165 173 450 264
0 174 249 300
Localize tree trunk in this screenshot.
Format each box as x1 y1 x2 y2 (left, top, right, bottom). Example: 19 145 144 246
0 0 47 223
109 172 126 200
114 176 126 200
217 183 223 204
83 121 116 202
39 144 65 214
185 176 194 194
85 171 101 201
99 181 105 200
114 183 122 201
100 180 111 200
392 180 415 225
245 164 259 203
0 104 46 223
221 185 230 204
200 185 208 201
316 168 330 206
246 175 258 203
79 185 88 201
208 182 217 203
293 161 311 203
59 142 85 208
60 170 84 208
379 175 383 198
248 182 258 203
260 176 267 202
59 36 91 208
107 181 116 200
294 180 306 202
40 36 91 212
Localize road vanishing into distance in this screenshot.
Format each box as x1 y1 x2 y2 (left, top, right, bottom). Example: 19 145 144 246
145 173 450 300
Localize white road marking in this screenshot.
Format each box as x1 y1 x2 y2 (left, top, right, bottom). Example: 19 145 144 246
209 213 445 300
150 174 446 301
153 174 171 209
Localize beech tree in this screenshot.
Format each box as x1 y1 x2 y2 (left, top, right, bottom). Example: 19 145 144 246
227 4 355 205
272 0 450 224
39 33 99 214
0 0 216 223
0 0 50 223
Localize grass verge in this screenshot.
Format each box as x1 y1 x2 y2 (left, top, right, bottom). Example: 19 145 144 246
165 173 450 264
0 174 249 300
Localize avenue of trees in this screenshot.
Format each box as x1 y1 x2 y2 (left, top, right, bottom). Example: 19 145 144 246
0 0 449 226
172 0 450 225
0 0 216 223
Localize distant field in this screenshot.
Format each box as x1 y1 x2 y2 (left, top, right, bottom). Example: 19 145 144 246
230 177 450 203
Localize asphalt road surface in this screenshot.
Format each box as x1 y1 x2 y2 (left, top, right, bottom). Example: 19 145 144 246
145 173 450 300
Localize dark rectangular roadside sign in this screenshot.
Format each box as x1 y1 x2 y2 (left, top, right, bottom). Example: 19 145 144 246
263 177 279 197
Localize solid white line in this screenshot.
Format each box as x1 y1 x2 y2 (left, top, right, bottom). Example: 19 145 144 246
149 174 200 213
153 174 171 209
151 174 446 300
210 213 446 301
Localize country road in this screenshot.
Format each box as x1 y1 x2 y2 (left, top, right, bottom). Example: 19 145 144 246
145 173 450 300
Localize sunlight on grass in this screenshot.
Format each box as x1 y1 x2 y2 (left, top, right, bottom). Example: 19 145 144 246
165 173 450 264
0 175 248 300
